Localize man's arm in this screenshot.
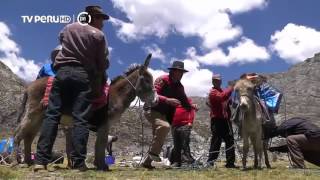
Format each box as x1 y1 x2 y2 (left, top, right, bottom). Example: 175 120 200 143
209 87 233 104
154 76 180 106
154 77 168 103
96 35 109 72
178 85 192 110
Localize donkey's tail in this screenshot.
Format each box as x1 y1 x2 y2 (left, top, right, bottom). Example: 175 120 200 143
16 91 28 124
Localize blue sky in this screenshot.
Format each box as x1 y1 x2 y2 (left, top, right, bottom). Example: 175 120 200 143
1 0 320 97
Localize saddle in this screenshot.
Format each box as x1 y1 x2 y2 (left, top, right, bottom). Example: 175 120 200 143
41 77 109 110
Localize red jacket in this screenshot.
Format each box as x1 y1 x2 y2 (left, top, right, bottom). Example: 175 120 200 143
172 99 195 127
208 87 233 119
151 74 192 123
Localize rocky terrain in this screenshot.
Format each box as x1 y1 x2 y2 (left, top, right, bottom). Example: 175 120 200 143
0 61 25 137
265 53 320 125
0 52 319 160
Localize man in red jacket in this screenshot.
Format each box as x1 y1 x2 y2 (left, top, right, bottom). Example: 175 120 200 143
207 73 236 168
141 61 196 169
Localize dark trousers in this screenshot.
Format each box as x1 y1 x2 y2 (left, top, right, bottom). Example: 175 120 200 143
171 125 194 164
35 66 92 167
287 134 320 168
207 118 235 165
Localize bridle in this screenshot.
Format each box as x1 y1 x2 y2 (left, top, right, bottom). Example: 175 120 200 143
123 75 137 91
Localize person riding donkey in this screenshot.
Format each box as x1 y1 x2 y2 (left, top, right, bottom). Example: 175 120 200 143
36 45 62 79
34 5 110 172
141 61 198 169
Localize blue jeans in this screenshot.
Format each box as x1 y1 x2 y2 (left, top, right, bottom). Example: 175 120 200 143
35 66 92 167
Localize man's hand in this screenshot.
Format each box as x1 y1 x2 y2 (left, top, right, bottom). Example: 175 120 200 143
165 98 181 107
228 80 237 88
192 103 199 111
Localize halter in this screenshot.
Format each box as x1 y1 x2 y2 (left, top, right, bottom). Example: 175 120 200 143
123 75 137 91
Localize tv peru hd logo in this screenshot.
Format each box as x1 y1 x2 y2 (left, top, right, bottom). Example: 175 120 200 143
21 12 91 26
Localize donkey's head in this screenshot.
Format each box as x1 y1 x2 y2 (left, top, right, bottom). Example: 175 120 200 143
134 54 156 103
118 54 156 104
234 79 255 112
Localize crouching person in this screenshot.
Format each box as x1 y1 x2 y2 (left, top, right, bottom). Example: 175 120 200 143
170 98 197 167
141 61 195 169
266 117 320 169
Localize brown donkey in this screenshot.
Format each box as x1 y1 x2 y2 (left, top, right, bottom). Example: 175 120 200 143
13 54 157 170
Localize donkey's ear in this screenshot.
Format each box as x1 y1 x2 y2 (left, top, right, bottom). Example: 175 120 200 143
143 53 152 68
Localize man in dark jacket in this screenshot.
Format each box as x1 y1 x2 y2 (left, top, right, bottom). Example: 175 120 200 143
34 5 109 171
141 61 196 169
207 73 236 168
266 117 320 169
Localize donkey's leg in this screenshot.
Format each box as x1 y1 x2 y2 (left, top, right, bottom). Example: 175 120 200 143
242 136 249 169
252 135 263 169
23 135 33 166
263 140 271 168
23 117 42 166
64 127 73 168
12 125 24 167
251 135 258 168
12 109 34 167
95 124 109 171
95 131 108 169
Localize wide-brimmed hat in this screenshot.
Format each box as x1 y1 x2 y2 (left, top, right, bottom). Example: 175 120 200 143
212 73 222 80
85 5 109 20
167 61 188 72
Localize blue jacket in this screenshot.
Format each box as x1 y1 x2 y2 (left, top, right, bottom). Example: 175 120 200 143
36 63 55 79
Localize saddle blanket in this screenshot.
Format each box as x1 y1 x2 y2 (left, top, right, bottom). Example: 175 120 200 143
42 77 109 110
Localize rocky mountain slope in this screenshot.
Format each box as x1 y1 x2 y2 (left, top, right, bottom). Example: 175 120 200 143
0 61 25 136
265 53 320 125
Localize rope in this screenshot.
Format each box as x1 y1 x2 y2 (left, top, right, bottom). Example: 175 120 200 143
123 76 136 91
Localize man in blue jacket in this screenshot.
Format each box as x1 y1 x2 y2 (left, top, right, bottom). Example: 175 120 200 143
36 45 62 79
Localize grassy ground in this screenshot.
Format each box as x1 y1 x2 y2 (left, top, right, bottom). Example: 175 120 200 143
1 161 320 180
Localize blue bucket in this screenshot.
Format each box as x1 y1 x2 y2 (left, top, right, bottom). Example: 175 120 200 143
105 155 115 165
0 139 6 153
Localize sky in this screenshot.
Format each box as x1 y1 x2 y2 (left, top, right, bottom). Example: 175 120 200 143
1 0 320 97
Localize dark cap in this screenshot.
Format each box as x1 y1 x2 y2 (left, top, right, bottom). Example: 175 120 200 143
168 61 188 72
85 5 109 20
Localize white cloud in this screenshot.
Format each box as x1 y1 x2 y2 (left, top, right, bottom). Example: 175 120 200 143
223 0 268 14
148 68 166 81
270 23 320 63
227 37 270 63
0 22 40 81
110 0 267 49
187 37 270 66
181 60 212 97
117 59 124 65
147 37 269 96
143 44 166 62
108 46 113 56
